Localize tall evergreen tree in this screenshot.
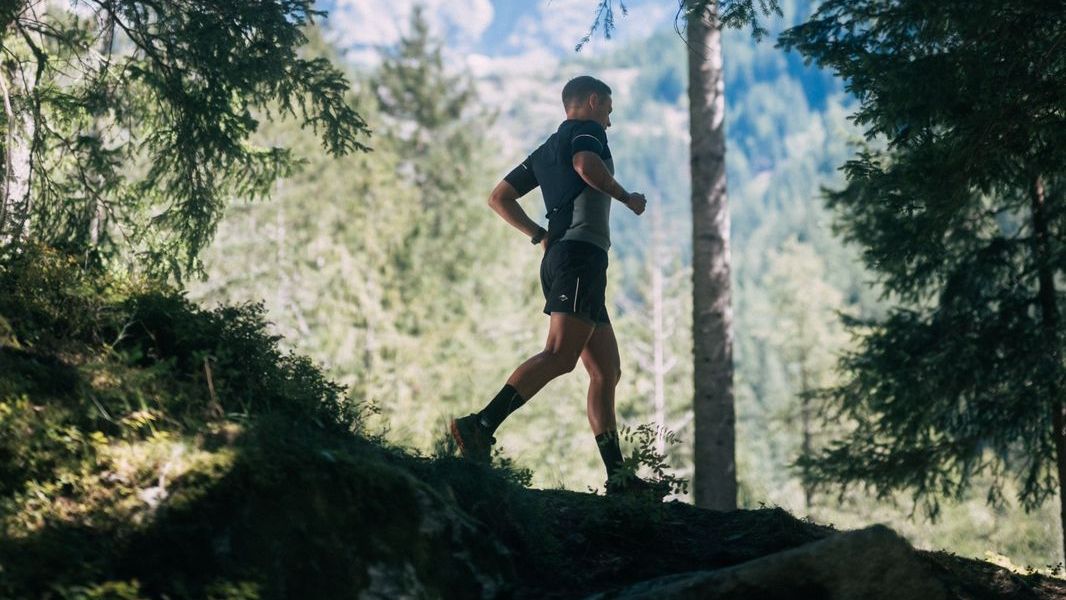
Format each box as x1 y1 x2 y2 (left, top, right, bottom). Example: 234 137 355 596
0 1 368 279
683 0 778 510
195 11 524 452
588 0 779 509
686 1 738 511
780 0 1066 556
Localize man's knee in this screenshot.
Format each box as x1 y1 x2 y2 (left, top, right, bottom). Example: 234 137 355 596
544 348 582 374
587 363 621 385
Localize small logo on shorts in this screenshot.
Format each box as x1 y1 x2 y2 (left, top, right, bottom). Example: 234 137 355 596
559 294 568 302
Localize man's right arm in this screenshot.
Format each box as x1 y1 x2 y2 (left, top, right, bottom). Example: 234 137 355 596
487 179 544 240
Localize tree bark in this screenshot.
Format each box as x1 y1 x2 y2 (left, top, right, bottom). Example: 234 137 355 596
687 2 737 511
651 200 666 456
1030 174 1066 560
0 59 34 246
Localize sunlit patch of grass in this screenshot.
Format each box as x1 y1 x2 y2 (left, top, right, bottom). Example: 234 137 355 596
2 431 237 538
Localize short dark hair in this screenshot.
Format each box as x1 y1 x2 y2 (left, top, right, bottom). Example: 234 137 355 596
562 76 611 108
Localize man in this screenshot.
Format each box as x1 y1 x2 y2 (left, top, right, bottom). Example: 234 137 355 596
450 75 668 498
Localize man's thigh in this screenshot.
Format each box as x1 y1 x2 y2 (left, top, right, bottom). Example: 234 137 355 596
580 323 620 378
544 312 595 358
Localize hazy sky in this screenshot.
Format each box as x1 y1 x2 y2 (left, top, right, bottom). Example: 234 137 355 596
320 0 677 67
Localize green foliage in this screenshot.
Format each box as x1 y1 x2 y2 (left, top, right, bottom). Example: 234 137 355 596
191 8 541 460
0 244 361 433
579 0 783 50
0 245 365 525
613 423 690 497
0 245 510 598
1 2 370 280
53 580 147 600
0 250 541 596
778 0 1066 537
0 243 133 348
175 0 1058 565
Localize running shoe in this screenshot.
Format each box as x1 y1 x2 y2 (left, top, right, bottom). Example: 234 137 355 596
450 414 496 465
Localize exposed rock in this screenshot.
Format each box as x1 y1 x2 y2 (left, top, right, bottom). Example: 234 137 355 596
586 525 946 600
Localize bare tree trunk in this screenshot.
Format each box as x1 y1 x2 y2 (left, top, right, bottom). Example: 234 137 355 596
800 365 813 509
88 9 116 252
0 61 34 246
1030 174 1066 561
687 2 736 511
651 201 667 456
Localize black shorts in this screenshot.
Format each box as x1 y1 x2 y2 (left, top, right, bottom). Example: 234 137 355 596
540 240 610 326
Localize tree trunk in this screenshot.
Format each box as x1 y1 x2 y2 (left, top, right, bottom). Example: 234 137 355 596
687 2 736 511
0 60 34 245
800 364 813 509
651 200 666 456
1031 174 1066 560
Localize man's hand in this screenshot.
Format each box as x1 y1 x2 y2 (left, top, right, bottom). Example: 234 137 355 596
541 237 549 253
624 192 647 215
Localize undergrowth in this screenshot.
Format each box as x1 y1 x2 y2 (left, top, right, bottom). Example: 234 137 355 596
0 244 694 599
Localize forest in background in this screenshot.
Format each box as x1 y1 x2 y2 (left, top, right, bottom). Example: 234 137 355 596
185 1 1062 565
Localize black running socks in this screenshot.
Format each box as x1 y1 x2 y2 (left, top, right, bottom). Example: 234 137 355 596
595 430 624 478
477 384 527 435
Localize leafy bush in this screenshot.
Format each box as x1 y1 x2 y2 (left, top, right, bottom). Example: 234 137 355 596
0 244 377 597
0 244 363 434
615 423 689 497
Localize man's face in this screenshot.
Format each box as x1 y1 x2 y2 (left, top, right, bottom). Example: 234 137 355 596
590 93 613 129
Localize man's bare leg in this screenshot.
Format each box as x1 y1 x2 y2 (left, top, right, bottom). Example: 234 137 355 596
581 324 626 481
580 324 666 496
452 312 594 463
581 324 621 436
506 312 596 400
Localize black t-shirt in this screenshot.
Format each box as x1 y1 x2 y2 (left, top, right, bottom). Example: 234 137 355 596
503 119 612 226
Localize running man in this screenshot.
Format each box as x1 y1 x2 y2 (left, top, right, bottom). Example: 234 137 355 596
450 75 667 497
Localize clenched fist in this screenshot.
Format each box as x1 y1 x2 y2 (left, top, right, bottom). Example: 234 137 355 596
624 192 647 215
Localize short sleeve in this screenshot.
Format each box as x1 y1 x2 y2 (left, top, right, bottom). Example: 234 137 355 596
503 154 538 196
569 121 608 158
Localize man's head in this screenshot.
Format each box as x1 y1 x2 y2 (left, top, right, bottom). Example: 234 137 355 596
562 75 612 129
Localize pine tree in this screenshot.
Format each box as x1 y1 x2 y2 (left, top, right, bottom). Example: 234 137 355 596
194 11 526 453
756 236 849 508
366 8 527 445
779 0 1066 557
0 1 369 279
